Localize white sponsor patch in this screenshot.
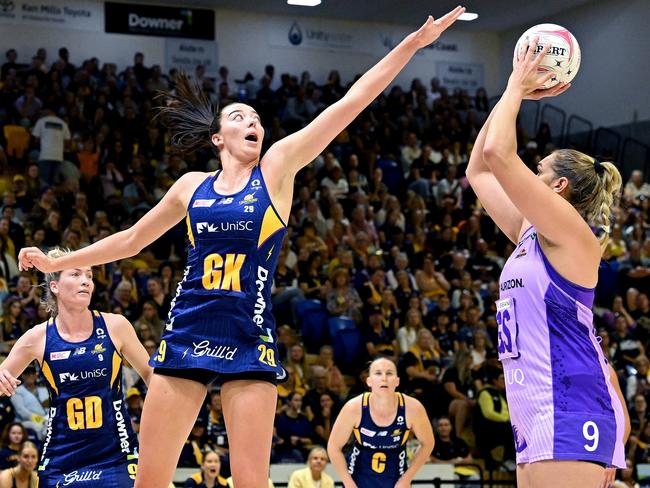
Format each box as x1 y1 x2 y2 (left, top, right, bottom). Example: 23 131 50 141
193 199 216 208
360 427 376 437
50 351 71 360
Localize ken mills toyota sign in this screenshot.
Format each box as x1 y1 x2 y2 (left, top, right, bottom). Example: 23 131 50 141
105 2 214 40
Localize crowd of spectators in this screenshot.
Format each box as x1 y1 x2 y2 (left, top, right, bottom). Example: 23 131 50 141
0 45 649 486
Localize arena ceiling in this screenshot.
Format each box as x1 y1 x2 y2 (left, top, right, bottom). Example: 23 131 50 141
151 0 596 32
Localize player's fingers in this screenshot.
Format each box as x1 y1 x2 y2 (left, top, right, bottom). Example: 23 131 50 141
533 43 551 67
0 376 14 396
436 6 464 27
537 72 556 89
1 370 19 387
549 82 570 96
524 36 538 62
518 38 529 62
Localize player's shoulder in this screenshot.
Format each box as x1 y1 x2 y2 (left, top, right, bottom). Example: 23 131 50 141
346 393 366 408
340 394 365 417
24 321 48 341
101 312 134 338
176 170 212 189
402 393 426 416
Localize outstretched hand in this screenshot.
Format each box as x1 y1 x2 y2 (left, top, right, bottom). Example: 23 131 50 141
411 6 466 49
508 36 571 100
0 370 21 397
18 247 54 273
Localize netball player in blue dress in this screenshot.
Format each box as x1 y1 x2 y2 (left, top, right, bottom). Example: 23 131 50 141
328 358 434 488
0 249 151 487
466 38 627 487
18 7 465 487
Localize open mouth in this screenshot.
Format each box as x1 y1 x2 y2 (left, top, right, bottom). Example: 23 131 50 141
245 133 258 143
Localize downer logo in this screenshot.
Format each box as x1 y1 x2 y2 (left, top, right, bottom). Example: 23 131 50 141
128 13 183 31
105 2 215 40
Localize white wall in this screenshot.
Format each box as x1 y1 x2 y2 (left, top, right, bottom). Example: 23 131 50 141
498 0 650 129
0 2 500 93
215 9 501 92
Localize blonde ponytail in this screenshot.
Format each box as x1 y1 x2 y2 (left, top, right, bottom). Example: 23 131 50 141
551 150 622 255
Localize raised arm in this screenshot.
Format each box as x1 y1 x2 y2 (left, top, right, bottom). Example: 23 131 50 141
327 398 361 488
263 7 465 180
18 171 204 273
466 101 525 243
481 40 593 253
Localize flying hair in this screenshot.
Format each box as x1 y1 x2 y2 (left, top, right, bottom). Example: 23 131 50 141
155 72 219 155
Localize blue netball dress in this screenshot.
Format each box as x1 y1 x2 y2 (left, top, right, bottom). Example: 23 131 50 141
348 393 410 488
151 165 287 382
38 311 139 487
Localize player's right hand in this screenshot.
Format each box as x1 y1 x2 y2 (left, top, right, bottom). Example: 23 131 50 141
18 247 53 273
0 370 21 396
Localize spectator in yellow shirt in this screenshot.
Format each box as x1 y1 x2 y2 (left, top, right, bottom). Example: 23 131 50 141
288 447 334 488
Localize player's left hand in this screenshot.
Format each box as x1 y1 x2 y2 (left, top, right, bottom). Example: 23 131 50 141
411 6 466 49
601 467 616 488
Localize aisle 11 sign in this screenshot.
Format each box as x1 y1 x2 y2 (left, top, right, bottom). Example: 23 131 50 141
165 38 218 77
435 61 484 94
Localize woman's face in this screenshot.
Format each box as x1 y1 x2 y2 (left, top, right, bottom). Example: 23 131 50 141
8 425 24 444
309 450 328 473
366 359 399 392
202 452 221 477
635 395 647 412
19 447 38 471
320 394 334 410
138 324 153 339
211 393 222 411
147 279 161 296
10 301 22 317
142 303 156 319
290 345 303 362
52 267 94 309
335 273 347 288
319 347 333 363
417 332 432 349
437 418 452 437
212 103 265 163
407 309 420 327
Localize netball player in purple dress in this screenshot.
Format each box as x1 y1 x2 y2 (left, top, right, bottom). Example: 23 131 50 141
467 38 627 487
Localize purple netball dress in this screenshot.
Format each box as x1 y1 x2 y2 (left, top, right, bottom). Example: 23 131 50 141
497 226 625 467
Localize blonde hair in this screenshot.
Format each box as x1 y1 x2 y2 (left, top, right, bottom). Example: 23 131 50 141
19 440 38 456
41 247 72 316
307 446 329 463
551 149 622 254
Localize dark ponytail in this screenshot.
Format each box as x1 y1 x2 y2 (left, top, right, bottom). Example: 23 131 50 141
155 72 220 155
